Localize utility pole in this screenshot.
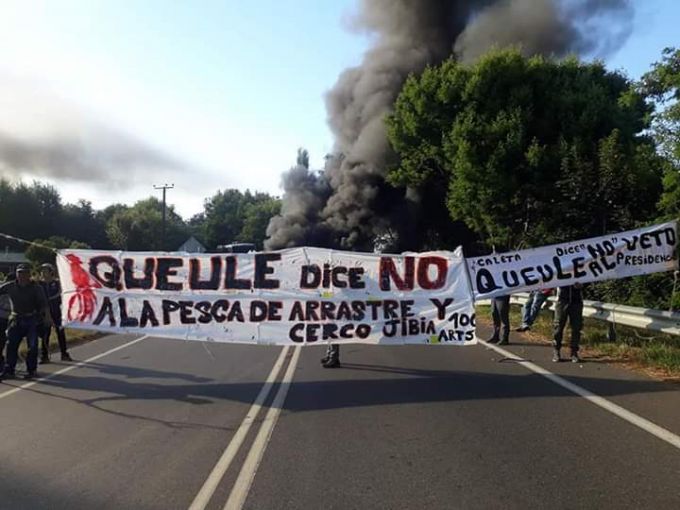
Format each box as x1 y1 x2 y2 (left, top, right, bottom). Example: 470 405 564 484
153 183 174 250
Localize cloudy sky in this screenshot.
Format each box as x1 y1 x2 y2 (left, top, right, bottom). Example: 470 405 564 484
0 0 677 218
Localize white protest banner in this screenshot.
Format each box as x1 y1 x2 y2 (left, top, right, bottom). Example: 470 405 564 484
467 221 678 300
56 247 476 346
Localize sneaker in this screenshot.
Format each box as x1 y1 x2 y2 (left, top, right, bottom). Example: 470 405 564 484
486 337 500 344
571 352 581 363
322 358 341 368
497 339 510 346
2 370 16 379
24 371 37 380
40 356 50 365
515 325 530 332
61 352 73 362
552 349 561 362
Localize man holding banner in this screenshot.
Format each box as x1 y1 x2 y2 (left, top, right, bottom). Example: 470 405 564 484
487 294 510 345
39 263 73 363
467 221 678 360
0 264 50 380
552 284 584 363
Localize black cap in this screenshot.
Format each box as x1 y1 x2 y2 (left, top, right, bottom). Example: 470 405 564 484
15 264 30 273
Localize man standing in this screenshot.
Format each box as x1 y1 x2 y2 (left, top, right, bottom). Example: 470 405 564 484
39 263 73 363
516 288 553 332
0 264 50 380
0 273 13 376
552 283 584 363
487 294 510 345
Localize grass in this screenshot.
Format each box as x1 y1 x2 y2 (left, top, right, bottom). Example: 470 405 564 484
477 304 680 381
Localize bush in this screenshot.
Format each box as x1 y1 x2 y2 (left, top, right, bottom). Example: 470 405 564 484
587 271 680 311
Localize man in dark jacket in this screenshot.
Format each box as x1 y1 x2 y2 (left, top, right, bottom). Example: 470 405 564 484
553 283 584 363
0 264 49 380
39 263 73 363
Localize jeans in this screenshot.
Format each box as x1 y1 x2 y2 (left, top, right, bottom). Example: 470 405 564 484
5 316 40 373
553 301 583 353
491 295 510 342
521 291 549 327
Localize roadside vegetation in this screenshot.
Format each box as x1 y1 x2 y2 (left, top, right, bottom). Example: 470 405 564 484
477 304 680 381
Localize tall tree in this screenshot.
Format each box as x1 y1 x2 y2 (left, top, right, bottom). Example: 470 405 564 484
202 189 251 249
240 197 281 250
59 199 108 248
641 47 680 219
105 198 187 250
24 236 88 266
387 49 664 251
0 180 63 242
202 189 281 249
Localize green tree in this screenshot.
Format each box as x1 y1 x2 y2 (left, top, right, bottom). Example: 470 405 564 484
0 179 64 242
641 47 680 219
387 49 664 251
187 212 207 245
59 199 108 248
105 198 188 250
202 189 251 249
240 197 281 249
24 236 88 266
201 189 280 249
591 47 680 311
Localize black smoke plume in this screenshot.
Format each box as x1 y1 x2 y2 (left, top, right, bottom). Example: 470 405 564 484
0 128 184 187
265 0 633 251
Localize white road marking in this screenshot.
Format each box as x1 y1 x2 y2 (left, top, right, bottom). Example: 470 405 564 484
188 345 291 510
479 337 680 450
0 334 149 400
224 345 301 510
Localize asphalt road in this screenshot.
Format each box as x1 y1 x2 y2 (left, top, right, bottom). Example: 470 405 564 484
0 326 679 510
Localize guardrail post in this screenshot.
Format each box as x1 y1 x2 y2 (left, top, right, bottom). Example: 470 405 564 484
607 322 617 342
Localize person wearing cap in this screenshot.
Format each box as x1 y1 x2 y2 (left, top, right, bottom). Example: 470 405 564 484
0 264 50 380
39 263 73 363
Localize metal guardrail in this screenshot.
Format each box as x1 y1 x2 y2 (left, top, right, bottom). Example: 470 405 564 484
479 293 680 337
